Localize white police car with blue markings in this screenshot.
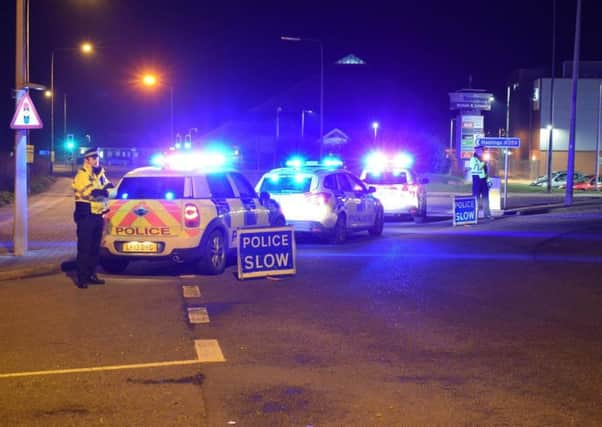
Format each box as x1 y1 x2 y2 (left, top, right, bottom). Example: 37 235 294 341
100 152 285 275
255 158 384 244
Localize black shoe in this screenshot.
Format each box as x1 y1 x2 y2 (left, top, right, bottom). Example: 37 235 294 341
76 277 88 289
88 274 105 285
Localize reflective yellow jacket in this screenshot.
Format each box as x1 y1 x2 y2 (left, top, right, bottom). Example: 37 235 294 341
72 164 112 215
469 156 487 179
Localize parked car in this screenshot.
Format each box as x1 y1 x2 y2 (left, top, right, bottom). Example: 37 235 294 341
572 175 602 191
530 171 586 188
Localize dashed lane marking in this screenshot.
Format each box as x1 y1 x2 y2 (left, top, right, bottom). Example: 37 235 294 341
182 285 201 298
187 306 210 324
194 339 226 362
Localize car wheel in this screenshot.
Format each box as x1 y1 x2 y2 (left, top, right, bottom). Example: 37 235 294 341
413 194 427 223
369 208 384 236
197 229 227 275
100 257 129 274
329 214 347 244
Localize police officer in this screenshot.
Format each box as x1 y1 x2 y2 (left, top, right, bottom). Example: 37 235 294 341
469 145 491 219
72 147 113 288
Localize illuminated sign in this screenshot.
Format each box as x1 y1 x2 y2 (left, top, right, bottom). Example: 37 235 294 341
237 226 296 279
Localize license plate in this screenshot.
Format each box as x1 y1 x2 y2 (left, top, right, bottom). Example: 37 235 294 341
122 241 158 253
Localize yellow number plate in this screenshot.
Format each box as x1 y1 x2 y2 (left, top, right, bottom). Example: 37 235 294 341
122 241 158 253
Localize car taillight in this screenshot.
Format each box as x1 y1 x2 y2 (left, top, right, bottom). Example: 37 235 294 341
305 192 332 206
184 204 200 227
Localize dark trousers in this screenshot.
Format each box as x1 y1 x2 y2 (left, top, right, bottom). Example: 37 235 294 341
76 214 104 280
472 175 491 218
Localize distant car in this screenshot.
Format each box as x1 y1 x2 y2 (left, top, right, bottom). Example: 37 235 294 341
359 151 428 222
255 159 384 244
100 152 285 275
531 171 586 188
573 175 602 191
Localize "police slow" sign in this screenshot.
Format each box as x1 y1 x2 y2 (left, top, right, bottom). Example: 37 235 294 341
453 196 478 226
237 226 296 279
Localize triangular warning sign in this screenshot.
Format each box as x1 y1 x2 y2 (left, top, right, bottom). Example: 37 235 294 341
10 92 43 130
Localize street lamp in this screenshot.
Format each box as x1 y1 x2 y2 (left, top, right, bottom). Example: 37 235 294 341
140 72 175 142
372 121 379 143
49 41 95 173
301 109 313 138
281 35 324 157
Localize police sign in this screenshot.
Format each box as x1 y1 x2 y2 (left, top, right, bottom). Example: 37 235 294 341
453 196 478 226
237 226 296 279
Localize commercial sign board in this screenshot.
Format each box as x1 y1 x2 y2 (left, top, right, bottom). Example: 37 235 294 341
461 115 484 157
477 137 521 148
237 226 296 279
449 92 493 111
453 196 478 226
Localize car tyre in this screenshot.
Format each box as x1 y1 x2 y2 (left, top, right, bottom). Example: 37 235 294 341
197 229 227 275
413 195 427 223
329 214 347 244
100 257 129 274
369 208 384 236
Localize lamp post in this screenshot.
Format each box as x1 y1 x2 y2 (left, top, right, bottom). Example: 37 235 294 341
141 73 174 142
372 121 379 144
595 82 601 191
281 36 324 157
301 109 313 138
48 42 94 174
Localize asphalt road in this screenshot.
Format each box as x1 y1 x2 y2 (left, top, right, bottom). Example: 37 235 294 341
1 206 602 426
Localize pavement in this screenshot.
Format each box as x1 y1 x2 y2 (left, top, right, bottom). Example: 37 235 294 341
1 176 602 282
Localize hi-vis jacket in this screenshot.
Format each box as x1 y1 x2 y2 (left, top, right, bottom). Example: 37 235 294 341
469 155 487 179
72 164 112 215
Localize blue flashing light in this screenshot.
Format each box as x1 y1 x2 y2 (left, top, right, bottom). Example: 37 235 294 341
294 173 307 183
121 192 129 199
269 174 280 183
165 191 175 200
393 152 414 169
150 153 165 167
163 150 231 171
322 156 343 168
184 142 192 149
285 157 304 168
364 151 387 171
175 142 182 150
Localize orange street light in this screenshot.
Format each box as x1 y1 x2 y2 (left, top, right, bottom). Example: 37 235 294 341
80 42 94 54
142 73 158 87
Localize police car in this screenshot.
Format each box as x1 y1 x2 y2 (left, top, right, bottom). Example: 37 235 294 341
100 152 285 275
359 151 428 222
255 157 384 243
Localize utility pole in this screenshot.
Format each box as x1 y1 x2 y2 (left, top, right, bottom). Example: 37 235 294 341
13 0 29 255
546 0 557 193
565 0 582 206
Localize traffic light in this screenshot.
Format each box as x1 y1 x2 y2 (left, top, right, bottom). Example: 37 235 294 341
65 134 75 150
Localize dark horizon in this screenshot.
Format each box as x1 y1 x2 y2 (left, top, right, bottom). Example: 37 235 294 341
2 1 602 154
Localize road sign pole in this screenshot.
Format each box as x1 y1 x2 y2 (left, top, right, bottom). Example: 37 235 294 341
13 0 28 256
503 149 509 209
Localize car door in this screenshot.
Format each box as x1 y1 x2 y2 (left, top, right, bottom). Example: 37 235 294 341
206 173 238 244
345 173 376 227
229 172 268 227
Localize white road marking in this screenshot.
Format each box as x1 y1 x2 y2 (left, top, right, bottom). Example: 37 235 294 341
187 306 210 323
0 340 226 379
194 339 226 362
179 274 198 279
182 285 201 298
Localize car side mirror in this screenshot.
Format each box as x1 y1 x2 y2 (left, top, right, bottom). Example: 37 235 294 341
368 186 376 193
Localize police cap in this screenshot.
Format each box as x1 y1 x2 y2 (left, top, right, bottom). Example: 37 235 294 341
83 147 99 158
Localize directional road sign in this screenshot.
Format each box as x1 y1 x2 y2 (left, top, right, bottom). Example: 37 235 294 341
477 137 520 148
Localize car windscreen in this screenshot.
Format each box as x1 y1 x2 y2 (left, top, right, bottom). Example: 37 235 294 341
116 177 185 199
363 171 408 185
259 174 313 194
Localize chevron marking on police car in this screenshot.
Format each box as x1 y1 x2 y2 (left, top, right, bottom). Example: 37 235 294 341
241 198 257 226
213 199 231 227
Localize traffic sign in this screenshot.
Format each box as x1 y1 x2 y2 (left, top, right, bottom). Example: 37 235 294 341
237 226 296 279
477 137 520 148
10 92 43 129
453 196 478 226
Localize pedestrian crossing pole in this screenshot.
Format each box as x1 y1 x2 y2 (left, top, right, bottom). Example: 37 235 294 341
13 0 28 255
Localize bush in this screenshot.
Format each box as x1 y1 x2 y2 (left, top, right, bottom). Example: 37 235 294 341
0 192 14 207
0 175 56 207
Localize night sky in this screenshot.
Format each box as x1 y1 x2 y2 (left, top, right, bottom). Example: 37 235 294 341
1 0 601 154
